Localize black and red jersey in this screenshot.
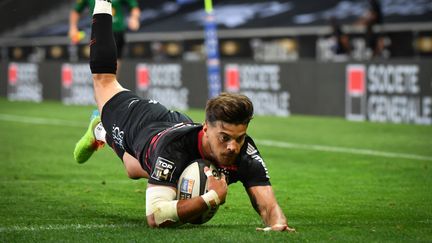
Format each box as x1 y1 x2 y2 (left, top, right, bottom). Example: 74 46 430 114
102 91 270 190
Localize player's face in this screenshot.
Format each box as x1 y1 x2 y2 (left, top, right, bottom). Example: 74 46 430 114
203 121 248 166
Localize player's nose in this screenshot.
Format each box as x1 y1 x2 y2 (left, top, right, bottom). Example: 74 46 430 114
227 141 239 153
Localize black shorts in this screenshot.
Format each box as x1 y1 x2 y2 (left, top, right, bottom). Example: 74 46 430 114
101 91 193 159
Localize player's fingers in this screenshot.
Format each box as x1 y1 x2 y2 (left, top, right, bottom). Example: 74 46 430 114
256 227 272 232
256 224 295 232
286 226 296 232
219 172 226 182
204 167 214 178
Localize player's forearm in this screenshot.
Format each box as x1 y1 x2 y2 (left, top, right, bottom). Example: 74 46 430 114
69 11 80 29
177 196 210 223
261 203 288 227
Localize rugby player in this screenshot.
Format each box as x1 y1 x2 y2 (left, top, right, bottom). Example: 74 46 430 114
74 0 295 232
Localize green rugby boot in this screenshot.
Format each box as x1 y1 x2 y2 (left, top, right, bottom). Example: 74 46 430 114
74 116 105 163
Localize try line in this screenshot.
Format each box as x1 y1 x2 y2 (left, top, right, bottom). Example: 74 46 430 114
1 113 431 162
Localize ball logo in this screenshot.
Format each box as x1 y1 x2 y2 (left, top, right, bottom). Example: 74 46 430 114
225 65 240 92
180 178 195 196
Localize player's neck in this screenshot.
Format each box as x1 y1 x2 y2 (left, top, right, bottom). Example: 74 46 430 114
200 129 214 162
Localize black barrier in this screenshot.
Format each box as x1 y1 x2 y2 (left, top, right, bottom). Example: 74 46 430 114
1 59 431 125
0 62 6 97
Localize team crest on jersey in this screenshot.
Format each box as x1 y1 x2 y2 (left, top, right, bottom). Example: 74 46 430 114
151 157 176 182
179 178 194 199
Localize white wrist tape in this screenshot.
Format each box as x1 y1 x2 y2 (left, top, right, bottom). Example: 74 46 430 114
146 186 179 226
93 0 112 15
204 169 213 177
201 190 220 208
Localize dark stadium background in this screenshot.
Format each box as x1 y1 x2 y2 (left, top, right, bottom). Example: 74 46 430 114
1 0 431 123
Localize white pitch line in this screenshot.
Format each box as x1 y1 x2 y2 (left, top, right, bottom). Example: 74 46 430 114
0 113 86 127
0 223 144 233
256 139 432 162
1 113 431 162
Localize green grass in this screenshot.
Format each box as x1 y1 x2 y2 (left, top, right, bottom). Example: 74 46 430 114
0 98 431 242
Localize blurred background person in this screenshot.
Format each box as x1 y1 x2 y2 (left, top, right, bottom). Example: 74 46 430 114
69 0 141 73
357 0 385 58
329 17 351 59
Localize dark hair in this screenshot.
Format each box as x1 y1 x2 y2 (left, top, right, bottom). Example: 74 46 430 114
205 92 254 125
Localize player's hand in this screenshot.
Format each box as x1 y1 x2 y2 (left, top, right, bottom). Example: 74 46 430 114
256 224 296 232
68 27 80 44
204 166 227 204
128 17 140 31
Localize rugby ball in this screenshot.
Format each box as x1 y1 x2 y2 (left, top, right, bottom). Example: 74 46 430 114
177 159 220 224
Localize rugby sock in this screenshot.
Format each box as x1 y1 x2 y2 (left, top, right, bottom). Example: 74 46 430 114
94 122 107 143
93 0 112 15
89 0 117 74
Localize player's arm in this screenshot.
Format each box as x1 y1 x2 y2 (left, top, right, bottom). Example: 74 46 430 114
126 0 141 31
128 7 141 31
69 10 81 42
69 0 87 43
247 185 295 232
146 169 227 228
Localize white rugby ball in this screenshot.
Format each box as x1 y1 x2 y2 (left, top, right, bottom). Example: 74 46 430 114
177 159 220 224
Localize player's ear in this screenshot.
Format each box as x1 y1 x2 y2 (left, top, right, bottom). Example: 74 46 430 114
203 121 208 133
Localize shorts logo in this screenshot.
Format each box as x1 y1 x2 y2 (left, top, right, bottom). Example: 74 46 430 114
151 157 176 182
179 178 194 200
112 125 124 150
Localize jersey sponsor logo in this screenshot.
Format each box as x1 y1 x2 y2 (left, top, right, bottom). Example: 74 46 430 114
179 178 194 200
151 157 176 182
246 143 270 179
246 143 257 155
128 99 139 108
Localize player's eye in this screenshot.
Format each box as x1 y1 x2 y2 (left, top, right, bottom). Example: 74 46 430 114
219 134 231 143
236 135 246 143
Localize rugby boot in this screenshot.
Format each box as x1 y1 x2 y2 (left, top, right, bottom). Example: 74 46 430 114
73 116 105 163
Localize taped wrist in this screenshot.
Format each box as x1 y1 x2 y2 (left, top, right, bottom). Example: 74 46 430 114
89 14 117 74
201 190 220 209
146 186 179 226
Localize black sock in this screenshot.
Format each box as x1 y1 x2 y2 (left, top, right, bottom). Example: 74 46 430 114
89 14 117 74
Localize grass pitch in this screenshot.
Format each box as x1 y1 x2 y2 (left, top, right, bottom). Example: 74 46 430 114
0 98 431 242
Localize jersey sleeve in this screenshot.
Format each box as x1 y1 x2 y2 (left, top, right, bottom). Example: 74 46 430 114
73 0 88 13
238 137 271 188
147 140 189 188
123 0 139 9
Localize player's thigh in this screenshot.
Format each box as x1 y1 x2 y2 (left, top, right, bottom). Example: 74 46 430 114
92 73 127 111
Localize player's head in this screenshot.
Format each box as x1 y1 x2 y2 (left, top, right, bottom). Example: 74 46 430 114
205 92 253 125
203 93 254 165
